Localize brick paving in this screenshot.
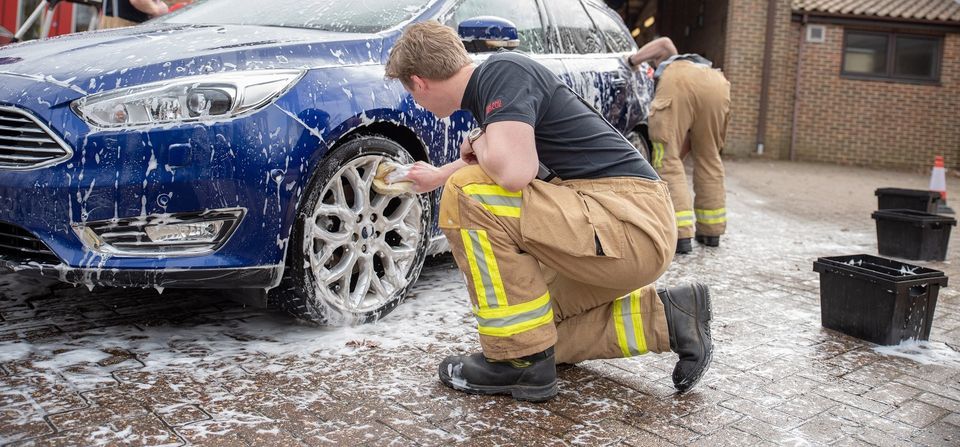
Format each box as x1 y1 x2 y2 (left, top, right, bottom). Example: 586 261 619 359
1 158 959 446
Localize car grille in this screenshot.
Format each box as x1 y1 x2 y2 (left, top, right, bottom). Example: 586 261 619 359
0 221 60 264
0 106 72 170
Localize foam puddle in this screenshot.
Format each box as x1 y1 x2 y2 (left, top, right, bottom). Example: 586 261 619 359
873 339 960 367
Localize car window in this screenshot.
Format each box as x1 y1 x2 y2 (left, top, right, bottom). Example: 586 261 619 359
442 0 546 54
547 0 604 54
584 1 636 53
157 0 432 33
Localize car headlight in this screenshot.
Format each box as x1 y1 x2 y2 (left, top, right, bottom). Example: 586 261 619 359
72 69 305 128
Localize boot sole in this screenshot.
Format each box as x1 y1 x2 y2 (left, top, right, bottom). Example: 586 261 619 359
438 371 558 402
676 283 713 393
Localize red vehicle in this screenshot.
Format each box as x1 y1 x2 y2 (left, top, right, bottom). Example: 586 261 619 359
1 0 110 45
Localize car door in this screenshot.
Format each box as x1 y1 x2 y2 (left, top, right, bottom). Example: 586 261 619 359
441 0 548 57
582 0 650 133
537 0 635 133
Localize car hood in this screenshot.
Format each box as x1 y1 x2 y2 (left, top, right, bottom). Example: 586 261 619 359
0 23 384 102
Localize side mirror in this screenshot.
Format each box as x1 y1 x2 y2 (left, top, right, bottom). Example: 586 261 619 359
458 16 519 53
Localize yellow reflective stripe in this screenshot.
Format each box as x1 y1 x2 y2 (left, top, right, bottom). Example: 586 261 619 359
698 216 727 224
695 208 727 224
695 208 726 216
461 229 489 309
476 230 507 308
676 210 695 227
475 290 550 319
629 291 648 354
475 292 553 338
463 184 522 218
613 298 631 357
477 308 554 337
652 142 665 169
462 184 521 197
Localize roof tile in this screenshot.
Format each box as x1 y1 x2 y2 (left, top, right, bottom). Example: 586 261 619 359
793 0 960 23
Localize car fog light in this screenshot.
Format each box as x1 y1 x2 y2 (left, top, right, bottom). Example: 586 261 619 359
72 208 244 257
144 220 224 243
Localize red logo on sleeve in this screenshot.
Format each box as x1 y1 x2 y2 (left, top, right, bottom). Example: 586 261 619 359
485 99 503 116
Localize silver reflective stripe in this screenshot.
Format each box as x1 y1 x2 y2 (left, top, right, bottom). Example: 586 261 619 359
475 300 552 328
466 230 500 309
469 194 521 209
620 296 644 356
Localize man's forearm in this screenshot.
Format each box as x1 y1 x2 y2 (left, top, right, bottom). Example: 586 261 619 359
630 37 678 67
439 159 469 183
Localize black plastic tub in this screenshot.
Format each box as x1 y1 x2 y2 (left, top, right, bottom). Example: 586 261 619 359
872 209 956 261
813 254 947 345
875 188 941 213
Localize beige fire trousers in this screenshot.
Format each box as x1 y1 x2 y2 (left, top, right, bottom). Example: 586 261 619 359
439 165 675 364
648 61 731 239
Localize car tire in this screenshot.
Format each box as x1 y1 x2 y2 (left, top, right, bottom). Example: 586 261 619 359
275 135 431 325
627 129 651 162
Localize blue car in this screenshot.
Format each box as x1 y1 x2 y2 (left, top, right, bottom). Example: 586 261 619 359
0 0 653 324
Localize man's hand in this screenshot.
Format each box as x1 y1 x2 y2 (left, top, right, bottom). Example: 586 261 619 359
460 137 478 165
403 161 449 194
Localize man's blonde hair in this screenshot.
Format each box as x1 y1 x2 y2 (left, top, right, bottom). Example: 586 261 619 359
385 21 472 87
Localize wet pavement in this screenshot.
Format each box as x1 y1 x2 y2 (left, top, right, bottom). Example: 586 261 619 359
1 158 959 446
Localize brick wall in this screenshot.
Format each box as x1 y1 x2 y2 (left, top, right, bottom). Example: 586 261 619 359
792 26 960 170
723 0 796 156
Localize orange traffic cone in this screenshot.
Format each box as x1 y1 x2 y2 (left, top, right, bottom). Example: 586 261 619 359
929 155 954 214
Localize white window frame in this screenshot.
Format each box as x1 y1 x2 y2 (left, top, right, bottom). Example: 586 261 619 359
806 25 826 43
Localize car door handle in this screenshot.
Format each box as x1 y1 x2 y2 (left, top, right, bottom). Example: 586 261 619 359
611 73 627 87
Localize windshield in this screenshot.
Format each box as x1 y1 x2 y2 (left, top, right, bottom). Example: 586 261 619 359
157 0 433 33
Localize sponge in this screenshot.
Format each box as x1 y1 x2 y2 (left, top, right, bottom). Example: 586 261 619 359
373 161 416 195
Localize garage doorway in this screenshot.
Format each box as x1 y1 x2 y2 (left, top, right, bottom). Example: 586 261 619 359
606 0 730 69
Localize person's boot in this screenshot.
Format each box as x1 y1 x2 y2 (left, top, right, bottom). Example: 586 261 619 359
695 234 720 247
657 283 713 392
438 347 558 402
676 238 692 254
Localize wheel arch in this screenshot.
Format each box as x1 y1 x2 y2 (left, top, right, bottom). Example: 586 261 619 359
336 121 432 165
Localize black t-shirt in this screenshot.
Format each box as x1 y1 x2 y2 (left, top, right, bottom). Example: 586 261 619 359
105 0 151 23
461 51 658 181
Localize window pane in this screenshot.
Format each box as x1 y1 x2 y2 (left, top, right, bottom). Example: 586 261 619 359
443 0 545 54
843 32 887 75
19 0 43 40
894 36 938 78
74 5 97 32
548 0 604 54
585 2 635 53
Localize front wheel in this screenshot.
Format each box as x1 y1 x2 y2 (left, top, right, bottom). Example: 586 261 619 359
277 135 431 325
626 129 652 162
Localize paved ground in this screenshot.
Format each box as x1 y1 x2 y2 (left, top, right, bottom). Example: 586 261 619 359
1 158 959 446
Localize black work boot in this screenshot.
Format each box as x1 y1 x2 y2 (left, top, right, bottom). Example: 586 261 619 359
676 238 692 254
695 234 721 247
438 347 558 402
657 283 713 392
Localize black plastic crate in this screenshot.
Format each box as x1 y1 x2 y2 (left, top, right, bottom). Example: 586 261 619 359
813 254 947 345
872 209 956 261
875 188 941 213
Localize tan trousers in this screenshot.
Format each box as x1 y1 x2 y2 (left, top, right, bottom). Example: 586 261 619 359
439 165 674 364
649 61 731 239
